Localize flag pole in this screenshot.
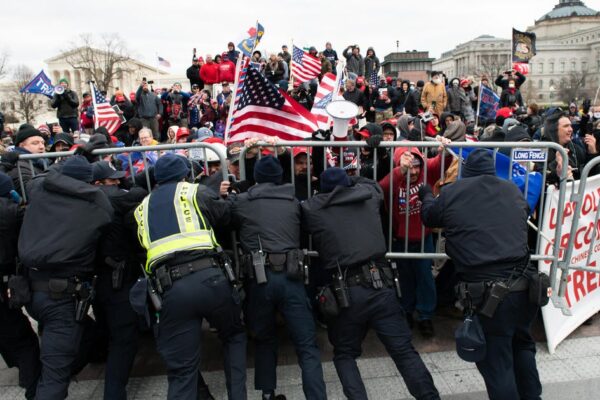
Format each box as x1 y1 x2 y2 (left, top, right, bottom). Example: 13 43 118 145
155 52 161 89
225 55 244 143
475 78 483 129
90 81 99 130
289 38 295 89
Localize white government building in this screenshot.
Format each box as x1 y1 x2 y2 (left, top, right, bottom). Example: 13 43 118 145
432 0 600 104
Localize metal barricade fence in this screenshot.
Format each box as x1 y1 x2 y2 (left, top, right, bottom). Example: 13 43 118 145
555 155 600 314
239 140 570 303
15 142 230 202
14 140 574 310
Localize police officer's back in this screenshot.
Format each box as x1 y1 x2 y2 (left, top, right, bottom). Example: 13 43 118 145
19 156 113 399
420 149 541 400
0 172 40 400
301 168 439 400
92 161 147 400
230 156 326 400
133 154 246 400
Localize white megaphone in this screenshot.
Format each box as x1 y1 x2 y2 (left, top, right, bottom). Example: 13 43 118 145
326 100 358 139
54 85 65 95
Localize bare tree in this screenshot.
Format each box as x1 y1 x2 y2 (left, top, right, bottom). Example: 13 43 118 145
12 65 44 124
520 80 538 104
0 50 9 80
63 33 132 92
466 53 511 88
558 71 594 104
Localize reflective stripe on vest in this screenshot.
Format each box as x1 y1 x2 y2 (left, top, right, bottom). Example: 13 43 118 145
134 182 216 273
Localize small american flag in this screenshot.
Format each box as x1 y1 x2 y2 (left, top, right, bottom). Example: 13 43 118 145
158 56 171 68
291 45 321 84
227 65 318 143
369 68 379 88
90 83 121 135
311 72 337 130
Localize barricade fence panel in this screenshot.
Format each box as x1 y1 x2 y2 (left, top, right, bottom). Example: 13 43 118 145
14 140 576 310
238 140 571 305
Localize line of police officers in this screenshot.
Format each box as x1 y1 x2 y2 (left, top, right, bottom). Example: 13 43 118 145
0 136 541 400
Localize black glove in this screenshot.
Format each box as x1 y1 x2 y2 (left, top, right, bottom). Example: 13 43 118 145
230 180 252 194
583 99 592 115
312 129 331 141
366 135 382 149
0 151 19 166
418 184 433 201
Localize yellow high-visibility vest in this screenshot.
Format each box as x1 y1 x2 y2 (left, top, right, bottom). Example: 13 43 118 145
134 182 217 273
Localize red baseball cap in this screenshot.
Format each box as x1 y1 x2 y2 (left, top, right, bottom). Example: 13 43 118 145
293 146 311 158
386 76 392 84
176 127 190 141
357 128 371 138
496 107 513 119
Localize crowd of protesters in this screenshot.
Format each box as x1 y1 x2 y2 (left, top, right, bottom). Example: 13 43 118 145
1 40 600 399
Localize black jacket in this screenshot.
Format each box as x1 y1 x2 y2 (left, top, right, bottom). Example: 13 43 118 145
97 185 147 264
343 88 366 108
301 177 387 270
494 71 526 90
0 148 47 197
18 170 113 279
230 183 301 253
421 175 529 281
404 89 422 116
51 90 79 119
499 88 524 108
186 64 204 89
0 198 23 276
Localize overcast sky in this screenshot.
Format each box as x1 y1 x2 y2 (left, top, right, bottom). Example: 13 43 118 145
1 0 597 78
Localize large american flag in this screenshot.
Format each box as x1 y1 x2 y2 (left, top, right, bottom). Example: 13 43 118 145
291 45 321 83
90 83 122 135
227 65 318 143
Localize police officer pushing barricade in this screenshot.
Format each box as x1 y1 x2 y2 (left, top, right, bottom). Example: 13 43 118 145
420 149 543 400
0 172 40 400
133 153 247 400
18 156 113 399
301 167 440 400
91 161 148 400
229 156 326 400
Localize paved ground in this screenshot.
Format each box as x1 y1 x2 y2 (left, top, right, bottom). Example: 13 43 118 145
2 310 599 399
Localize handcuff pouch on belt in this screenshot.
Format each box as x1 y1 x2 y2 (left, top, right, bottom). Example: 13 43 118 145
456 280 511 319
105 256 126 290
7 262 31 309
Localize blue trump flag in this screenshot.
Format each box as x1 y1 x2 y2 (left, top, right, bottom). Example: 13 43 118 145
19 70 55 98
477 85 500 122
237 22 265 57
453 147 543 213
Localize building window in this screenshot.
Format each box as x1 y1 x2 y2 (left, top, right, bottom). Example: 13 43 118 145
538 94 544 100
538 63 543 73
549 63 554 73
582 61 588 71
561 62 565 73
550 92 555 99
571 62 576 71
538 80 543 89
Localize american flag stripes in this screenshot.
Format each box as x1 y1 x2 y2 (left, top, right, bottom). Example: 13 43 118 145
90 83 122 135
291 45 321 83
158 56 171 68
227 65 318 143
310 73 337 130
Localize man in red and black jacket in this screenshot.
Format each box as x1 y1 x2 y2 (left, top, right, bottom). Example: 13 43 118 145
379 138 452 338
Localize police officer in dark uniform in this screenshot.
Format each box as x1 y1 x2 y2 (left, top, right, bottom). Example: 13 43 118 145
91 161 147 400
133 154 246 400
229 156 326 400
19 156 113 399
420 149 542 400
301 168 439 400
0 172 40 400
